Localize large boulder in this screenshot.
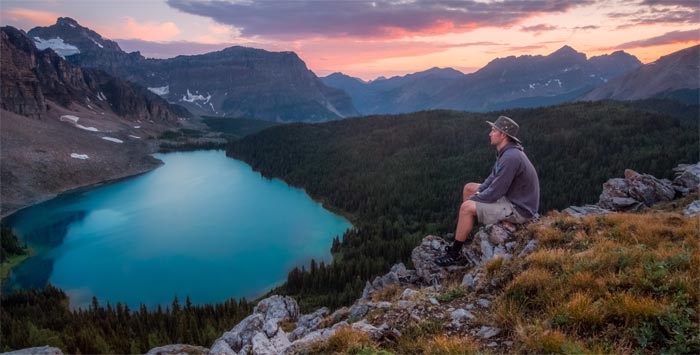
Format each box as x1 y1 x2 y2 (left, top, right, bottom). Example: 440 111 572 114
2 347 63 355
673 163 700 195
209 295 299 355
145 344 209 355
598 169 675 211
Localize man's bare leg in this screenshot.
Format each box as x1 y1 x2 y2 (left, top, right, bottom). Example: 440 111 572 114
462 183 480 202
455 200 477 242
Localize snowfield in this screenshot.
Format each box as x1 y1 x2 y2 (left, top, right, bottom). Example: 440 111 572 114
101 137 124 143
70 153 89 160
32 37 80 58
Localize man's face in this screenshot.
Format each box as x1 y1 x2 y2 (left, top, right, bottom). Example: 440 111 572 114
489 127 507 146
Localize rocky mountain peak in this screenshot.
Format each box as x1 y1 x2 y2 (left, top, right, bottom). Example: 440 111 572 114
28 17 124 55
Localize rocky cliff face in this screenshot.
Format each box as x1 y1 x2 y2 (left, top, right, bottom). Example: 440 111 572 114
1 26 182 124
28 18 359 122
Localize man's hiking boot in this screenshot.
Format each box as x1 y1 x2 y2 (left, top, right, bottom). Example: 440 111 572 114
434 252 467 267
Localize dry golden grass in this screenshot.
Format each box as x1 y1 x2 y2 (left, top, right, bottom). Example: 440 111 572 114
371 284 402 302
417 335 480 355
497 209 700 354
307 326 378 355
484 256 505 275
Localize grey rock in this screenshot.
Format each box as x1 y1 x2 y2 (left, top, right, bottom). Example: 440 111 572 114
3 347 63 355
254 295 300 323
348 304 370 321
401 288 419 299
391 328 402 338
450 308 475 321
684 200 700 216
487 342 499 347
380 271 400 287
563 204 612 218
505 241 517 251
267 328 292 353
361 281 373 300
351 320 384 340
477 326 501 339
477 298 491 308
263 320 279 338
146 344 209 355
480 238 494 261
331 321 349 331
329 307 350 323
428 297 439 305
518 240 538 258
237 345 251 355
209 340 236 355
673 163 700 194
462 274 475 289
251 332 277 355
397 300 416 309
599 170 676 211
288 326 307 342
465 303 475 310
390 263 407 273
411 235 452 285
368 301 392 309
297 307 329 330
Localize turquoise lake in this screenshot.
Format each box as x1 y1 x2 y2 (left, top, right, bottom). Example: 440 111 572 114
3 150 351 309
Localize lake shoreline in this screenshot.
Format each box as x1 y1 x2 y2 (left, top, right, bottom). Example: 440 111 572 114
3 149 352 309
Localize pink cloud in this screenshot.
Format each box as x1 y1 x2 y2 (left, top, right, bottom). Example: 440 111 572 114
3 8 61 27
104 17 181 41
166 0 593 40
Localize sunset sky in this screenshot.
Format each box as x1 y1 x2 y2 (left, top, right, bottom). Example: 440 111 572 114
2 0 698 80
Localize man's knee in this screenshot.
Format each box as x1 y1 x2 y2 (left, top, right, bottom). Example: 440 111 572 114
460 200 477 216
463 182 480 199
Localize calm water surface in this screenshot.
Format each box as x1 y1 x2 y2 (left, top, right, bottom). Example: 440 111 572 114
3 150 351 309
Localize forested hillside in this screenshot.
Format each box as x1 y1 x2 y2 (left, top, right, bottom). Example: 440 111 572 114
227 100 699 311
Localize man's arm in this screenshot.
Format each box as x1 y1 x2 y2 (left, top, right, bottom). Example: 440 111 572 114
469 152 519 203
477 169 496 193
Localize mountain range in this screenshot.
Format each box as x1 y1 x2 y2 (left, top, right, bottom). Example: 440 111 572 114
583 44 700 102
323 46 645 115
28 17 358 122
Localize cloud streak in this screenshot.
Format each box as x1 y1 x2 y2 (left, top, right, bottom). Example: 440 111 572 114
2 8 61 27
612 28 700 49
166 0 592 40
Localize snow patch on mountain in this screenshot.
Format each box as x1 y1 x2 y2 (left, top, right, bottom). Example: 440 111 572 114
70 153 89 159
101 137 123 143
181 89 211 104
32 36 80 58
148 85 170 96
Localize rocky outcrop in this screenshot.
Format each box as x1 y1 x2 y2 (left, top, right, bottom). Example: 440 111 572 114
2 346 63 355
145 344 209 355
1 25 183 123
565 163 700 217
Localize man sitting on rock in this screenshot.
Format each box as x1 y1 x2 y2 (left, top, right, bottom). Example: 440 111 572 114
434 116 540 266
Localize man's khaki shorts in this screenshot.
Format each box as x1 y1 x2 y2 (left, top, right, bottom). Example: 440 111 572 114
476 196 529 225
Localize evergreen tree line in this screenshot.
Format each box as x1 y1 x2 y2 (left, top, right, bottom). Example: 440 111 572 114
1 99 697 352
0 284 254 354
227 100 699 312
1 226 26 263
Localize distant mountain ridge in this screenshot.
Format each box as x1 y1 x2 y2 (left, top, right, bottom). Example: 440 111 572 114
28 18 359 122
323 46 643 115
583 44 700 101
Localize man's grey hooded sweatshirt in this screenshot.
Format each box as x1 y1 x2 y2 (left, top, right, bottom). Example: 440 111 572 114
469 142 540 219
